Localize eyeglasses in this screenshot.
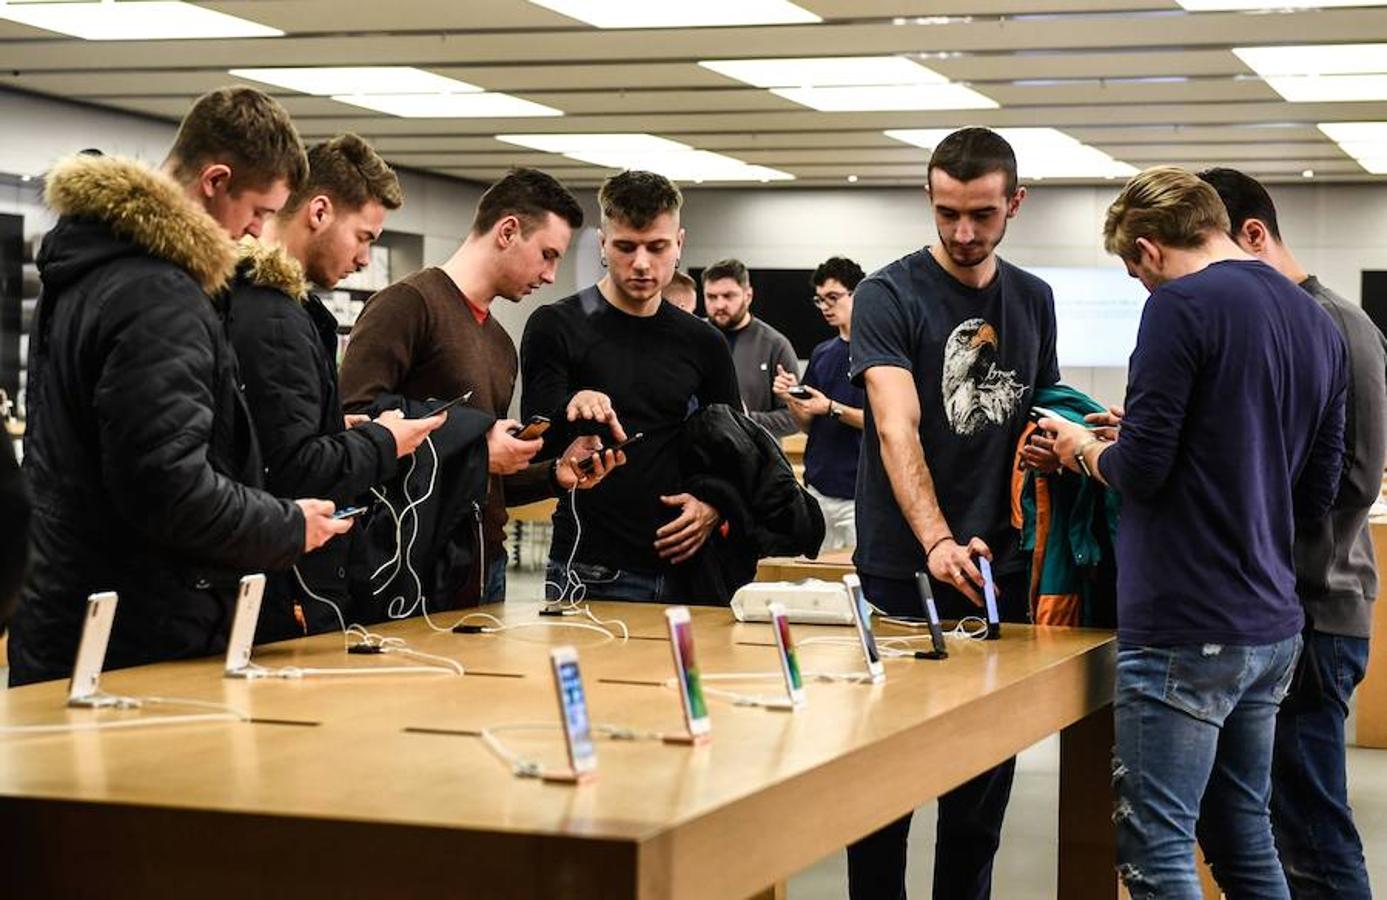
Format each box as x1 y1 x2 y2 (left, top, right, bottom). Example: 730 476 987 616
811 290 849 309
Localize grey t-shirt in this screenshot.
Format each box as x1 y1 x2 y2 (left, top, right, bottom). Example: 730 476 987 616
723 317 800 436
1295 276 1387 638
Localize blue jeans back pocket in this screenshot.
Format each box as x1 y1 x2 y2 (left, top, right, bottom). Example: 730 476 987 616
1162 644 1247 725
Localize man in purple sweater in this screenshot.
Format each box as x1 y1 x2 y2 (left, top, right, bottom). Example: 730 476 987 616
1045 167 1347 900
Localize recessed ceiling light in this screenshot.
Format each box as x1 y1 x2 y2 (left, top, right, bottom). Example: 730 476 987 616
525 0 819 28
847 175 859 183
1302 169 1315 178
334 93 562 118
1235 44 1387 101
1235 44 1387 77
700 57 949 89
1317 121 1387 174
0 1 282 40
494 133 793 182
774 84 998 112
1264 75 1387 103
1178 1 1382 8
231 67 479 96
885 127 1137 179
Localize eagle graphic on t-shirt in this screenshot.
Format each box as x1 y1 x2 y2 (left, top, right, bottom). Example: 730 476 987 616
941 318 1025 436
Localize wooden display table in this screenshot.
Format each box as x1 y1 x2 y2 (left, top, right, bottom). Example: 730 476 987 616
0 602 1117 899
1357 521 1387 747
508 496 557 523
755 548 855 583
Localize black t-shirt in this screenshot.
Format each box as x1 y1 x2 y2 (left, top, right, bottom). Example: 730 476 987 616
520 286 742 574
850 248 1059 579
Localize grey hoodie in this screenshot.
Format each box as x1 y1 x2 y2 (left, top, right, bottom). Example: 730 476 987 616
1294 276 1387 638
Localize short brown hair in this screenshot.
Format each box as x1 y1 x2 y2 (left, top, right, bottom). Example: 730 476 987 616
598 170 683 230
1104 166 1230 262
167 86 308 193
472 167 584 236
928 127 1018 196
702 258 749 288
283 133 403 217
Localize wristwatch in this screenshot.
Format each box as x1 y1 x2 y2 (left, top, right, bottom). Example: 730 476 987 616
1074 437 1104 479
828 401 842 420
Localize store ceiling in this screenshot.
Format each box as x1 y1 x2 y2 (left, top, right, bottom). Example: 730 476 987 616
2 1 1386 186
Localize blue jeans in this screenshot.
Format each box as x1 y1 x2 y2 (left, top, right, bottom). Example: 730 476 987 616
544 558 672 603
1271 631 1372 900
483 555 507 604
1114 635 1301 900
844 571 1026 900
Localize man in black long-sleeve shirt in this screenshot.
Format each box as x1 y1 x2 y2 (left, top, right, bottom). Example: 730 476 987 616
1046 167 1346 900
521 170 741 603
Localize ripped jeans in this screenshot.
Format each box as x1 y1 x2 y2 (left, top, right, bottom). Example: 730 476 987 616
1113 635 1301 900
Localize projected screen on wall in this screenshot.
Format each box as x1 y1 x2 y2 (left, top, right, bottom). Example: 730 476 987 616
1030 266 1149 368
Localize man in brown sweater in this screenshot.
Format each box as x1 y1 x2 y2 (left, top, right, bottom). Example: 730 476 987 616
340 168 622 604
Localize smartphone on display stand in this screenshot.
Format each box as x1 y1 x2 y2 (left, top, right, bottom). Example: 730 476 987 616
767 602 807 709
841 575 885 683
549 646 598 782
979 557 1001 640
508 414 551 441
913 572 949 659
68 591 119 706
664 607 711 742
224 574 267 677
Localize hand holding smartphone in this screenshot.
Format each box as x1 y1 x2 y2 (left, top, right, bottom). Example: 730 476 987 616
576 431 644 475
508 414 551 440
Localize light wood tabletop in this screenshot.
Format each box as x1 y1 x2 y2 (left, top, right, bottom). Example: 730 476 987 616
755 549 856 584
0 600 1117 900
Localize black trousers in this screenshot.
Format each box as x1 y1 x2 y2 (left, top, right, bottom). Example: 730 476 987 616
846 569 1029 900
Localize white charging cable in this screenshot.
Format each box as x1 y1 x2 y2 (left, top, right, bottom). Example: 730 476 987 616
0 696 248 736
477 720 667 778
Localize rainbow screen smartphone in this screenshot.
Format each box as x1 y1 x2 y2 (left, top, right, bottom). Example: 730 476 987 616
664 606 711 738
550 646 597 779
842 575 885 683
979 557 1001 640
68 591 118 706
224 574 266 676
767 602 806 708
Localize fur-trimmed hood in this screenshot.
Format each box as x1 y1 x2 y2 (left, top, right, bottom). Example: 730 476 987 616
236 238 309 302
41 153 237 295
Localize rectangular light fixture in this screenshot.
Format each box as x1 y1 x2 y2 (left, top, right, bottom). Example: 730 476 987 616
333 93 562 118
231 67 479 96
1236 44 1387 101
774 84 998 112
1317 121 1387 174
885 128 1137 179
0 1 282 40
525 0 819 28
1178 1 1382 8
700 56 949 89
495 133 793 182
700 55 996 112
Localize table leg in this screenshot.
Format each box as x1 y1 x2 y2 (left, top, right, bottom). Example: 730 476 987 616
1059 702 1117 899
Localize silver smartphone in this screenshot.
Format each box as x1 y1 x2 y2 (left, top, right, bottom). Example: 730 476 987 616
67 591 118 705
767 602 806 708
842 575 885 683
550 646 598 781
665 606 711 739
224 574 267 676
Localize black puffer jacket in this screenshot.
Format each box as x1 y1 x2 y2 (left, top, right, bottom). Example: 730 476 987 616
676 403 825 604
223 242 397 640
8 154 303 686
0 427 28 633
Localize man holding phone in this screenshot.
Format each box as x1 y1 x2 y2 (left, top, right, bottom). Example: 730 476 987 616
847 128 1059 900
226 135 447 638
341 169 621 604
521 170 742 603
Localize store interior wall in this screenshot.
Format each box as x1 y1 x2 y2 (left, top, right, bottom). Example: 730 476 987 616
5 86 1386 413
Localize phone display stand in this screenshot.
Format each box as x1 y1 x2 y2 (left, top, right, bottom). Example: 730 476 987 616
912 572 950 660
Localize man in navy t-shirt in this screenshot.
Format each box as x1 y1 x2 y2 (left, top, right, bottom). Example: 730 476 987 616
773 256 867 550
1045 167 1346 899
847 128 1059 900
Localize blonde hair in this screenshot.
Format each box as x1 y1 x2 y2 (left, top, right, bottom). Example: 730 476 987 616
1103 166 1230 261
